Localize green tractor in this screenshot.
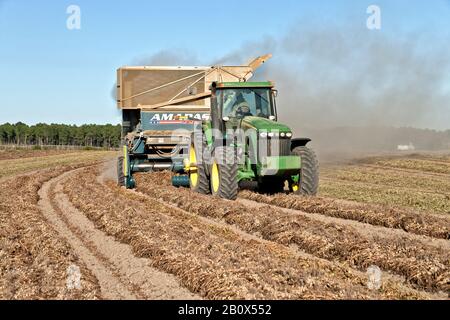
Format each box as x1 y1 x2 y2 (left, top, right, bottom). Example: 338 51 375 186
180 81 319 200
116 57 319 199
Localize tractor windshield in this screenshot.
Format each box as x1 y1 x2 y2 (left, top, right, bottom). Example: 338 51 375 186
219 88 275 119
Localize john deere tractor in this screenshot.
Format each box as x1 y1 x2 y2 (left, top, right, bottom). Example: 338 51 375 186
180 81 319 200
116 56 319 200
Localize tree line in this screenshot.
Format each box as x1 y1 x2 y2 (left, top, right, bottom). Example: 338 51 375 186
0 122 121 148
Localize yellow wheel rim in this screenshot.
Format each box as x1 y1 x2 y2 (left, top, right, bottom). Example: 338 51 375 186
292 184 299 192
211 161 220 193
189 145 198 187
123 146 128 177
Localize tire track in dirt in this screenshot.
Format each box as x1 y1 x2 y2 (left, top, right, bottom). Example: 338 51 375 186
127 185 444 299
239 191 450 240
73 165 436 299
1 166 102 299
236 198 450 251
38 168 198 300
133 172 449 294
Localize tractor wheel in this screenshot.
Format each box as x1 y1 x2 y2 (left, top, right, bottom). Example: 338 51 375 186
188 138 210 194
117 156 126 187
210 146 238 200
258 177 285 195
290 146 319 195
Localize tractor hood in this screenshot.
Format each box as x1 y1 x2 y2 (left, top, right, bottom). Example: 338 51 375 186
241 116 292 133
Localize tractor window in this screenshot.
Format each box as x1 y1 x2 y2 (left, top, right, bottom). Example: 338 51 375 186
221 88 273 119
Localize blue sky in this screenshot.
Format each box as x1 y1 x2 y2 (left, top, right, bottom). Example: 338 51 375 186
0 0 449 128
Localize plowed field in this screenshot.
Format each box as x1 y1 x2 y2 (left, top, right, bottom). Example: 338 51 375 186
1 150 448 299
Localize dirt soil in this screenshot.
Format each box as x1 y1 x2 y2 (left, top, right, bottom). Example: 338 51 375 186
38 169 197 300
1 151 449 299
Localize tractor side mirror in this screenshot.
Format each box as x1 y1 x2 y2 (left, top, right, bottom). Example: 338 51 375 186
272 89 278 97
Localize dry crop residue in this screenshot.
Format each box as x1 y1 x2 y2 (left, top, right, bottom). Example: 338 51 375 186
61 165 445 299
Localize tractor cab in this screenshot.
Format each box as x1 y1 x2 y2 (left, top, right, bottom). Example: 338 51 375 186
214 82 277 121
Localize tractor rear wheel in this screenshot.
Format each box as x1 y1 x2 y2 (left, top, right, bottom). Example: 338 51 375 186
117 156 126 187
188 138 210 194
210 146 238 200
290 146 319 195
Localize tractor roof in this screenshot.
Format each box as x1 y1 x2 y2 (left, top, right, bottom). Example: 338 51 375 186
215 81 275 89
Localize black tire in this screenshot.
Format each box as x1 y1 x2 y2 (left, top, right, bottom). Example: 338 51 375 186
117 156 126 187
189 136 210 194
291 146 319 195
258 177 285 195
210 146 238 200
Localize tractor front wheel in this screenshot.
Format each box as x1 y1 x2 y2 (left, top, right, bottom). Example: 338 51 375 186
290 146 319 195
210 146 238 200
188 139 210 195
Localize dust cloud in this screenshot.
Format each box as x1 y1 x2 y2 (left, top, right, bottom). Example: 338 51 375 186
214 23 450 132
215 22 450 155
118 21 450 156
